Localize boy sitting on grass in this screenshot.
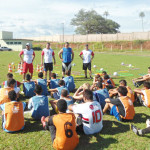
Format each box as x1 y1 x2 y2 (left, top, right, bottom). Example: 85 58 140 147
3 73 21 88
28 85 49 120
23 74 35 98
109 80 135 103
69 89 103 135
63 71 75 92
134 82 150 108
0 90 26 133
0 79 20 105
104 74 115 90
41 99 79 150
103 86 135 121
49 80 69 100
92 82 109 109
50 89 74 113
49 73 60 89
132 67 150 87
35 72 48 96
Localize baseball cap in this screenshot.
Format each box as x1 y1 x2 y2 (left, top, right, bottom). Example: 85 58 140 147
26 43 30 46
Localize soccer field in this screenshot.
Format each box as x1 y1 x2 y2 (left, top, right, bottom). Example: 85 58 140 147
0 50 150 150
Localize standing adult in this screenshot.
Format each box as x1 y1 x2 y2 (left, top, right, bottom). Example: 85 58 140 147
79 44 94 79
58 42 74 78
19 43 35 81
41 43 56 79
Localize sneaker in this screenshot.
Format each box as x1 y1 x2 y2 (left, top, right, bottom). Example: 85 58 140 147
85 76 87 78
130 124 139 135
146 119 150 128
41 116 46 128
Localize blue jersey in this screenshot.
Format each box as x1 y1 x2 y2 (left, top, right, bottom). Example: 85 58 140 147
63 76 75 92
28 95 49 120
23 81 35 97
37 79 48 96
93 88 109 109
62 47 72 63
50 79 60 89
57 86 69 97
4 80 17 88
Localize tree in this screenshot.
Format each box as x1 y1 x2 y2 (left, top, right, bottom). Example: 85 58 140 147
71 9 120 34
139 11 145 32
103 11 109 19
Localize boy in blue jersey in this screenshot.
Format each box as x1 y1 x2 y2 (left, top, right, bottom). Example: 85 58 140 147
49 73 60 89
58 42 74 78
36 72 48 96
28 85 49 120
0 90 26 133
50 89 74 113
3 73 21 88
63 71 75 92
23 74 35 98
49 80 69 100
92 82 109 109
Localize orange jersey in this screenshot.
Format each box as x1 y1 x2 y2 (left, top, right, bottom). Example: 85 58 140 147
4 101 24 132
53 113 79 150
0 87 14 105
126 86 135 103
142 89 150 107
118 96 135 120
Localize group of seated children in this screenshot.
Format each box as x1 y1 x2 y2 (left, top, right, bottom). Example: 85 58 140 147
1 69 150 149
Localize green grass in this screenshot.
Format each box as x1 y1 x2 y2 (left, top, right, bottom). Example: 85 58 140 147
0 50 150 150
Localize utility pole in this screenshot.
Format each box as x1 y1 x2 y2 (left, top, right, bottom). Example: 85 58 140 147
62 23 64 43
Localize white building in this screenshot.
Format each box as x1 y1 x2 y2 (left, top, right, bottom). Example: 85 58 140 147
0 31 33 51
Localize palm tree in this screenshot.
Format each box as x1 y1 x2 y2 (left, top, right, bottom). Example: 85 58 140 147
103 11 109 19
139 12 145 32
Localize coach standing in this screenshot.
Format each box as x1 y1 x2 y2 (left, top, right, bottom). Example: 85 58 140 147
41 43 56 79
79 44 94 79
58 42 74 78
19 43 35 81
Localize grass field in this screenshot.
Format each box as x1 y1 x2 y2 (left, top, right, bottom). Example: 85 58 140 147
0 50 150 150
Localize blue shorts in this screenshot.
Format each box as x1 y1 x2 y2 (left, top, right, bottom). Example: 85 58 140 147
110 105 120 121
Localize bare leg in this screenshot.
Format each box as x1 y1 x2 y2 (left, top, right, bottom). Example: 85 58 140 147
89 70 92 77
62 71 65 77
44 71 47 79
30 73 33 79
23 73 26 80
49 71 52 79
103 103 114 113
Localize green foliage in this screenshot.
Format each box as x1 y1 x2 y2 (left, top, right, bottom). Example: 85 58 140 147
71 9 120 34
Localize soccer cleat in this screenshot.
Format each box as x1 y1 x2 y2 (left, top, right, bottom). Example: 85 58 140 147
130 124 139 135
90 76 93 79
85 76 87 78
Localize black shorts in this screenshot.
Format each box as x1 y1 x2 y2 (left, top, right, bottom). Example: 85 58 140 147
83 63 91 71
44 63 53 71
62 62 72 72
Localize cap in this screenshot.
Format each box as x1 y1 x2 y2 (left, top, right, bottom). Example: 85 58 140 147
26 43 30 46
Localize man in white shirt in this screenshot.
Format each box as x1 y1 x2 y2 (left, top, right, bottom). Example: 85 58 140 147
19 43 35 81
79 44 94 79
69 89 103 135
41 43 56 79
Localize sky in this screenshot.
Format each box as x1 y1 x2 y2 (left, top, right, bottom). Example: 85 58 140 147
0 0 150 38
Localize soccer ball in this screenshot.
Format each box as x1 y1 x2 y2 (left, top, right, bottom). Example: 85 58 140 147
72 63 75 66
93 65 96 68
129 64 132 67
121 62 124 65
11 62 14 65
113 72 118 76
100 68 104 71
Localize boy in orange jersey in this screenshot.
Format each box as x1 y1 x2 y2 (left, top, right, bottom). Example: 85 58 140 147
41 99 79 150
103 86 135 121
0 90 26 133
0 79 20 105
134 82 150 107
109 80 135 103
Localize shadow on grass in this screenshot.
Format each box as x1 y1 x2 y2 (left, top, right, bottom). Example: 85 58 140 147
133 113 150 123
76 133 117 150
101 120 129 135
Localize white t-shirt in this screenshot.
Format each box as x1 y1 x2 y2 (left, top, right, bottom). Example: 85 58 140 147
73 101 103 135
41 48 55 63
20 49 35 64
80 49 94 63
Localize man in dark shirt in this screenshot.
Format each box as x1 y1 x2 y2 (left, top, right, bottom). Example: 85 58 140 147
103 86 135 121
